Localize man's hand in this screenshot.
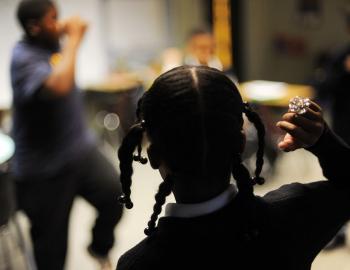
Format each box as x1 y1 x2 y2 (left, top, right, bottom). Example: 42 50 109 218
44 16 88 96
276 100 325 152
60 16 88 45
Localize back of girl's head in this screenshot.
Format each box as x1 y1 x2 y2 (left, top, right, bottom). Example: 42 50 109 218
141 65 244 181
118 65 265 235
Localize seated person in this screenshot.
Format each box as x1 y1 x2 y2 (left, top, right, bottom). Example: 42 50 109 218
116 65 350 270
160 29 237 82
184 29 223 70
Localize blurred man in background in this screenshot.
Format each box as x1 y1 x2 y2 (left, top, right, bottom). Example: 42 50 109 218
10 1 123 269
184 29 223 71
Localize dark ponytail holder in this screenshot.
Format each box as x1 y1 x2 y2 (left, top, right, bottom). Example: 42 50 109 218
251 176 265 185
243 102 253 115
144 227 151 236
132 120 148 164
243 102 266 186
118 194 134 209
133 154 148 164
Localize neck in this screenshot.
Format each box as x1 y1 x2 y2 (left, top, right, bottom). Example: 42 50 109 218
24 35 59 52
172 175 230 204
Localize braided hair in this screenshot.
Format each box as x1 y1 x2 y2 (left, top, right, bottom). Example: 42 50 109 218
118 65 266 235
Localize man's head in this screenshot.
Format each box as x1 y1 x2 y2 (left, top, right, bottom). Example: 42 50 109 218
17 0 60 49
187 29 216 65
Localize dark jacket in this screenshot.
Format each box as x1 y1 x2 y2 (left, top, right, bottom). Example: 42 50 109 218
117 126 350 270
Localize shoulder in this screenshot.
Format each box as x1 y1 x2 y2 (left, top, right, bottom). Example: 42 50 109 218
11 41 47 66
262 180 350 214
117 236 164 270
262 181 330 207
12 41 32 62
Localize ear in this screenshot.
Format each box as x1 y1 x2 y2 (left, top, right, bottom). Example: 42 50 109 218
147 144 161 169
27 20 41 36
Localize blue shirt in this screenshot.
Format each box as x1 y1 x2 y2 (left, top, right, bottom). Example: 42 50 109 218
10 40 95 178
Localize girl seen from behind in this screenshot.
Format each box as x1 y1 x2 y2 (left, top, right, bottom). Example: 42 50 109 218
117 65 350 270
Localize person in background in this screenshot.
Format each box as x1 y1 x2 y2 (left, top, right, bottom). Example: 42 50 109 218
160 28 238 84
116 65 350 270
311 12 350 251
184 29 223 71
10 1 123 269
315 42 350 147
159 29 223 74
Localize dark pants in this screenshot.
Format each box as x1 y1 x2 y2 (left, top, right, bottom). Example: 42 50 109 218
15 146 123 270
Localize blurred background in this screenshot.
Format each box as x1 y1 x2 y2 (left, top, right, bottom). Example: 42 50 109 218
1 0 350 269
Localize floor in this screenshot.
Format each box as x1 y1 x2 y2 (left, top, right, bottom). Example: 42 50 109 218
16 144 350 270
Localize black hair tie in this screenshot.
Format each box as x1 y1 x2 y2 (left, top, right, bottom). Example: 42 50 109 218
251 176 265 185
118 194 134 209
140 119 146 129
133 120 148 164
133 154 148 164
144 227 151 236
243 101 251 113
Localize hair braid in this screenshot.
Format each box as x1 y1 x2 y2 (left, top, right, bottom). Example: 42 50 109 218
135 95 144 120
232 155 254 196
144 176 174 236
243 102 265 185
117 122 145 209
232 156 260 242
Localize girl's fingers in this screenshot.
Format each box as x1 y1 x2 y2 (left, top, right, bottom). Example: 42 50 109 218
282 112 324 133
300 107 322 122
308 100 322 112
277 133 303 152
278 99 324 151
276 121 313 145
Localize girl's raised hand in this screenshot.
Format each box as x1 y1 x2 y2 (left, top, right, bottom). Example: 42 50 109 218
276 100 325 152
